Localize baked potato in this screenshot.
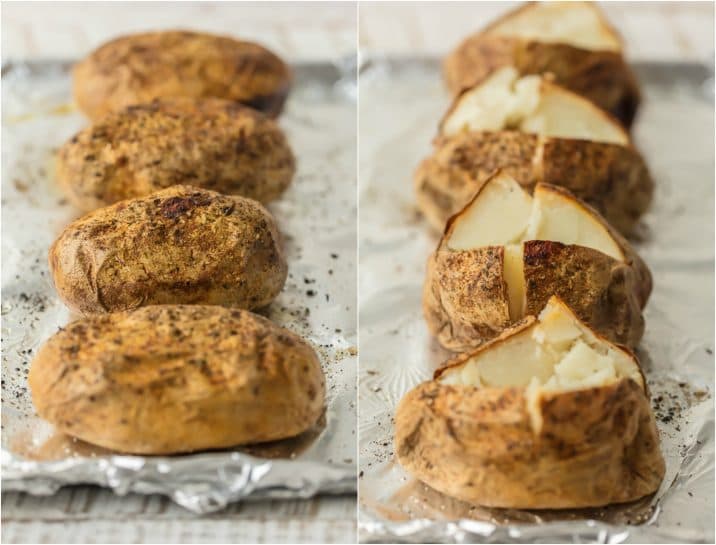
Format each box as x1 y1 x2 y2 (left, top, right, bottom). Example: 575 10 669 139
415 67 653 235
29 305 325 454
443 1 640 126
56 97 295 212
424 171 651 352
397 296 665 509
49 185 287 315
73 30 291 120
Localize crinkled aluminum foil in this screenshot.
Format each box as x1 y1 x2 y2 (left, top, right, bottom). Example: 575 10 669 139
358 59 714 543
1 59 357 513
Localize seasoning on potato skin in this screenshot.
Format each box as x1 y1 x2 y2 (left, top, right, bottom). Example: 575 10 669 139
396 302 665 509
29 305 325 454
414 131 653 236
56 97 295 212
395 378 664 509
73 30 292 120
49 185 287 315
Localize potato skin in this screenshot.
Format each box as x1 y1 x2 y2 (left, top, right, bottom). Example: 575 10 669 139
522 241 645 347
56 97 295 212
424 241 645 352
29 305 325 454
49 185 287 315
443 35 641 127
73 31 291 120
395 378 664 509
414 131 653 235
423 246 511 351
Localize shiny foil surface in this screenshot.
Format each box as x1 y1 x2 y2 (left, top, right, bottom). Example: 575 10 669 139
358 59 714 543
1 60 357 513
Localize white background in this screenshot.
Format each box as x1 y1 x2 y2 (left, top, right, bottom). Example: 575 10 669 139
2 1 713 63
359 1 714 63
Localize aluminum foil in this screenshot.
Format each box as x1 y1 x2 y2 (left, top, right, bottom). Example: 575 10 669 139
358 59 714 543
1 59 357 513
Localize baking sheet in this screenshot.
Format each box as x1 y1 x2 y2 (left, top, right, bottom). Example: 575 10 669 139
1 59 357 513
358 59 714 543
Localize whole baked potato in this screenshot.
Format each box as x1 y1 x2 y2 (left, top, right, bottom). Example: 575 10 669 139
415 67 653 235
56 97 295 212
73 30 291 120
443 1 640 126
397 297 665 509
424 172 651 352
49 185 287 315
29 305 325 454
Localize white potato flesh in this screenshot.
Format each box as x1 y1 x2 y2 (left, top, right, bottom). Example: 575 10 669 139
442 67 628 146
534 299 584 349
441 326 555 388
439 297 643 399
447 172 532 250
486 1 622 52
545 340 618 390
442 67 541 136
503 244 525 321
519 86 629 145
528 185 625 261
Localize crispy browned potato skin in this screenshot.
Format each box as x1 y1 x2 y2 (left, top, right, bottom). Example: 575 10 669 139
395 378 665 509
423 182 651 352
424 241 645 352
414 131 653 236
56 97 295 212
443 35 641 127
423 246 512 351
29 305 325 454
73 30 291 120
538 183 653 308
522 240 645 346
49 185 287 315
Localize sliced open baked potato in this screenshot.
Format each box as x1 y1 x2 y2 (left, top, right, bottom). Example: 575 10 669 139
443 1 640 126
415 67 653 235
397 296 665 509
424 171 650 352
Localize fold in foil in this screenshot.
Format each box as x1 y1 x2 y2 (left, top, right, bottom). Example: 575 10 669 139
1 59 357 513
358 59 714 543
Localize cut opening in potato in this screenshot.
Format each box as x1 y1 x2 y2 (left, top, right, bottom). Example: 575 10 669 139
447 173 624 258
447 172 532 250
441 66 629 145
439 297 643 430
447 173 624 321
486 1 622 52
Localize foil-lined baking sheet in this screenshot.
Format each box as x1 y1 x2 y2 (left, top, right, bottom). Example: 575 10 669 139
358 59 714 543
1 59 357 513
